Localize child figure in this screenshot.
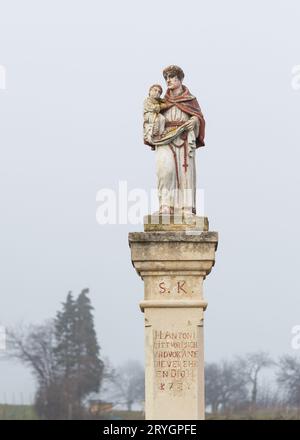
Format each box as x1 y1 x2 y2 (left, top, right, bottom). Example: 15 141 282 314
143 84 196 158
143 84 168 146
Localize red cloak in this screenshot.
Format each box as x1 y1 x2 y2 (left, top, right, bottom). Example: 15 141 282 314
163 85 206 148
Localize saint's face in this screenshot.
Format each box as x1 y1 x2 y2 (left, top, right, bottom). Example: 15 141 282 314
149 86 162 100
166 74 181 90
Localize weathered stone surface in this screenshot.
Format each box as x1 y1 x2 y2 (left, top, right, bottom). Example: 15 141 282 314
143 65 205 215
129 230 218 243
129 225 218 420
143 214 209 232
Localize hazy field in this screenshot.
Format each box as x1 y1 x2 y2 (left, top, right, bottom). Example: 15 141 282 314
1 405 300 420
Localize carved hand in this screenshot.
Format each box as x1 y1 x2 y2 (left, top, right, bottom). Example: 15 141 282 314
186 117 197 131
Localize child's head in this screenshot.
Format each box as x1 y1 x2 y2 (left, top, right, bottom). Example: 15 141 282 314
149 84 163 100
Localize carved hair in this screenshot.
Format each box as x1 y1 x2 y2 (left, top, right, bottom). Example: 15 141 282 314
163 65 185 81
149 84 163 95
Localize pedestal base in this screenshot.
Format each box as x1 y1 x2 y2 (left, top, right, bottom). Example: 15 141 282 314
129 228 218 420
144 214 209 232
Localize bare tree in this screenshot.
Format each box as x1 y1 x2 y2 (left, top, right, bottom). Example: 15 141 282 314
106 360 145 411
236 351 274 410
205 362 222 413
7 322 56 388
256 382 281 410
277 355 300 415
6 322 60 419
205 360 248 414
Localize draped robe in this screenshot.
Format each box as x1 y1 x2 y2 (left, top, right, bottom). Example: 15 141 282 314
155 86 205 214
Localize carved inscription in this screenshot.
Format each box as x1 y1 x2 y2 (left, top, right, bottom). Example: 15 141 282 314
153 329 198 394
158 280 190 296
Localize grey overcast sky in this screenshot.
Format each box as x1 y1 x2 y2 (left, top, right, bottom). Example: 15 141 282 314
0 0 300 403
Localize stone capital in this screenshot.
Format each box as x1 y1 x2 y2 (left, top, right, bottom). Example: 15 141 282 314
129 231 218 280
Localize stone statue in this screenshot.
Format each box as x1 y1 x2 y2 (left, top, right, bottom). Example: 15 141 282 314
144 65 205 217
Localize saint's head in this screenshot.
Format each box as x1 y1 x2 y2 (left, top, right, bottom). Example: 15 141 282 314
163 65 184 90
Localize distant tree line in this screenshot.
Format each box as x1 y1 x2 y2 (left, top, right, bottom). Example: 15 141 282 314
7 289 104 419
205 351 300 418
5 289 144 419
4 289 300 419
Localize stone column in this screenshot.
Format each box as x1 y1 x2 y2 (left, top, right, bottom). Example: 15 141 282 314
128 215 218 420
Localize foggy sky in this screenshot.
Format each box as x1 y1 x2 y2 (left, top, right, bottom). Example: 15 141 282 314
0 0 300 403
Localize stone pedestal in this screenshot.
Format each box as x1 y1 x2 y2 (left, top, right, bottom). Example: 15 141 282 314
128 216 218 420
